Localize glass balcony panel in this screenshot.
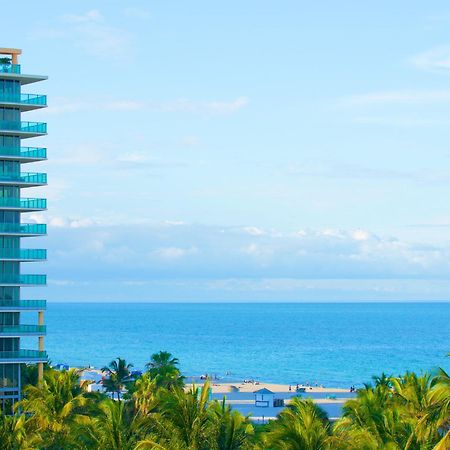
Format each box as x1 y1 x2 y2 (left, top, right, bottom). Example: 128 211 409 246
0 172 47 184
0 121 47 133
0 198 47 210
0 299 46 309
0 274 46 285
0 147 47 159
0 223 46 235
0 93 47 106
0 325 46 334
0 64 20 74
0 350 47 360
0 249 46 260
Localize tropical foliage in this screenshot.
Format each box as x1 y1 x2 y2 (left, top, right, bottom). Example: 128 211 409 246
0 353 448 449
145 351 184 389
101 357 133 401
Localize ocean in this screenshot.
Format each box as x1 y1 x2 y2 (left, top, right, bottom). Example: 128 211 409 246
37 302 449 388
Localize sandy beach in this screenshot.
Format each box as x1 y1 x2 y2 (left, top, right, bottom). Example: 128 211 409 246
78 368 353 421
79 368 350 395
200 381 349 394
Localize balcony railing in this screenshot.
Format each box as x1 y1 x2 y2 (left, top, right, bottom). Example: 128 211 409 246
0 197 47 210
0 249 46 260
0 146 47 160
0 93 47 106
0 299 46 309
0 274 46 285
0 350 47 361
0 325 46 335
0 121 47 134
0 172 47 185
0 223 46 235
0 64 20 74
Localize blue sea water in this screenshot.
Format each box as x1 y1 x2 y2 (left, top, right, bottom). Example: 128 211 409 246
40 302 449 388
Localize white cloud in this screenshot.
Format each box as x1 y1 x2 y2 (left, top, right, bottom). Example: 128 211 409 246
28 213 46 224
62 10 103 24
352 116 450 127
49 217 69 228
150 97 250 115
242 243 274 258
207 97 250 114
31 10 133 60
48 279 76 286
339 90 450 106
163 220 186 226
49 216 97 228
64 12 132 59
42 96 246 117
43 98 144 116
242 226 266 236
153 246 198 260
351 229 372 241
44 222 450 282
410 45 450 72
116 151 155 163
104 101 144 111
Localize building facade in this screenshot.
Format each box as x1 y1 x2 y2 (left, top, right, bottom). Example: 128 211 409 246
0 48 47 413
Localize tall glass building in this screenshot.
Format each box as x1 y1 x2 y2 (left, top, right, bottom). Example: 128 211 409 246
0 48 47 413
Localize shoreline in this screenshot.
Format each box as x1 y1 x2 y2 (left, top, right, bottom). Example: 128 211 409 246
199 381 350 394
75 367 352 394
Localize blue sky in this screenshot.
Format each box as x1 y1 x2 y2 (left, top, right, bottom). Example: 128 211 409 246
5 1 450 301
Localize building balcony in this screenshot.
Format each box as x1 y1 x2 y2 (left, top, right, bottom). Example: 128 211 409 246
0 350 47 363
0 64 47 85
0 274 46 286
0 197 46 211
0 64 20 74
0 172 47 187
0 121 47 138
0 249 46 261
0 146 47 162
0 325 46 337
0 93 47 111
0 299 46 310
0 223 46 236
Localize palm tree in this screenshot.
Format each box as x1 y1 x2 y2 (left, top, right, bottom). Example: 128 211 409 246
333 383 402 449
418 368 450 450
147 351 179 370
372 372 393 390
141 380 212 449
132 372 160 416
208 398 254 450
102 357 133 401
390 372 438 448
87 399 153 450
0 413 40 449
17 369 91 449
264 398 331 450
145 351 184 389
334 373 442 450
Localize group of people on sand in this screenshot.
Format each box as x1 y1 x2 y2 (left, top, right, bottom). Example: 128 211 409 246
288 384 311 392
199 373 220 380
